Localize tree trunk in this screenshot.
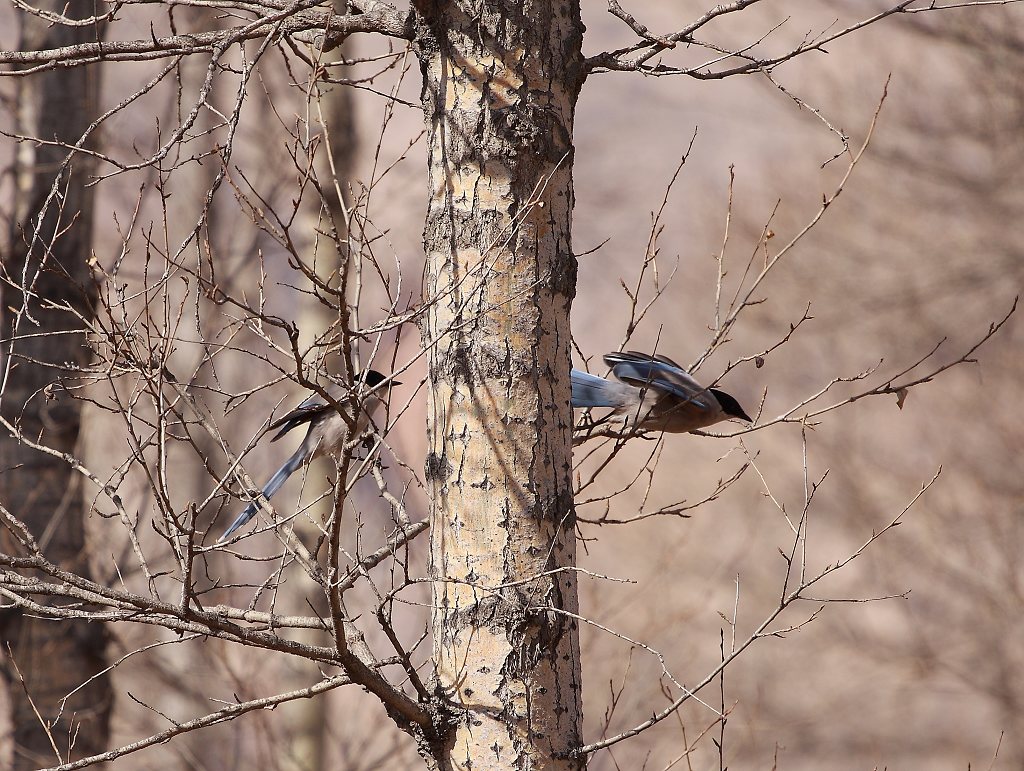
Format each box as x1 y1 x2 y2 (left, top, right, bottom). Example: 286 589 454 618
415 2 585 768
286 33 359 771
0 5 111 767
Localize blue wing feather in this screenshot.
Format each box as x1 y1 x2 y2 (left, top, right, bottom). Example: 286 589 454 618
604 351 712 411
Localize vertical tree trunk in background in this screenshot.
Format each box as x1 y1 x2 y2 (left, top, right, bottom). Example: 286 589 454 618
0 5 111 767
286 35 359 771
415 2 585 767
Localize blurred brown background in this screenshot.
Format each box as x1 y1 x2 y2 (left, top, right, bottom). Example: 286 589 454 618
3 2 1022 769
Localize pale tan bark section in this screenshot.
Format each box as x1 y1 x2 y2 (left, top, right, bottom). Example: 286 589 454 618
416 2 585 768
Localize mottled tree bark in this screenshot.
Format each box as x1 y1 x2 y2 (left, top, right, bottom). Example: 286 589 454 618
414 2 585 768
0 4 111 767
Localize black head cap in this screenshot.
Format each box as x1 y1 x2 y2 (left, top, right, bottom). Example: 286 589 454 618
359 370 398 388
710 388 752 422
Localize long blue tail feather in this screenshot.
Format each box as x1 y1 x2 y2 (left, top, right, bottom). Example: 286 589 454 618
571 369 620 408
219 446 308 541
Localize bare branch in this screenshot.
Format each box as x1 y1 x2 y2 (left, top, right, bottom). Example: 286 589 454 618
0 2 411 74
